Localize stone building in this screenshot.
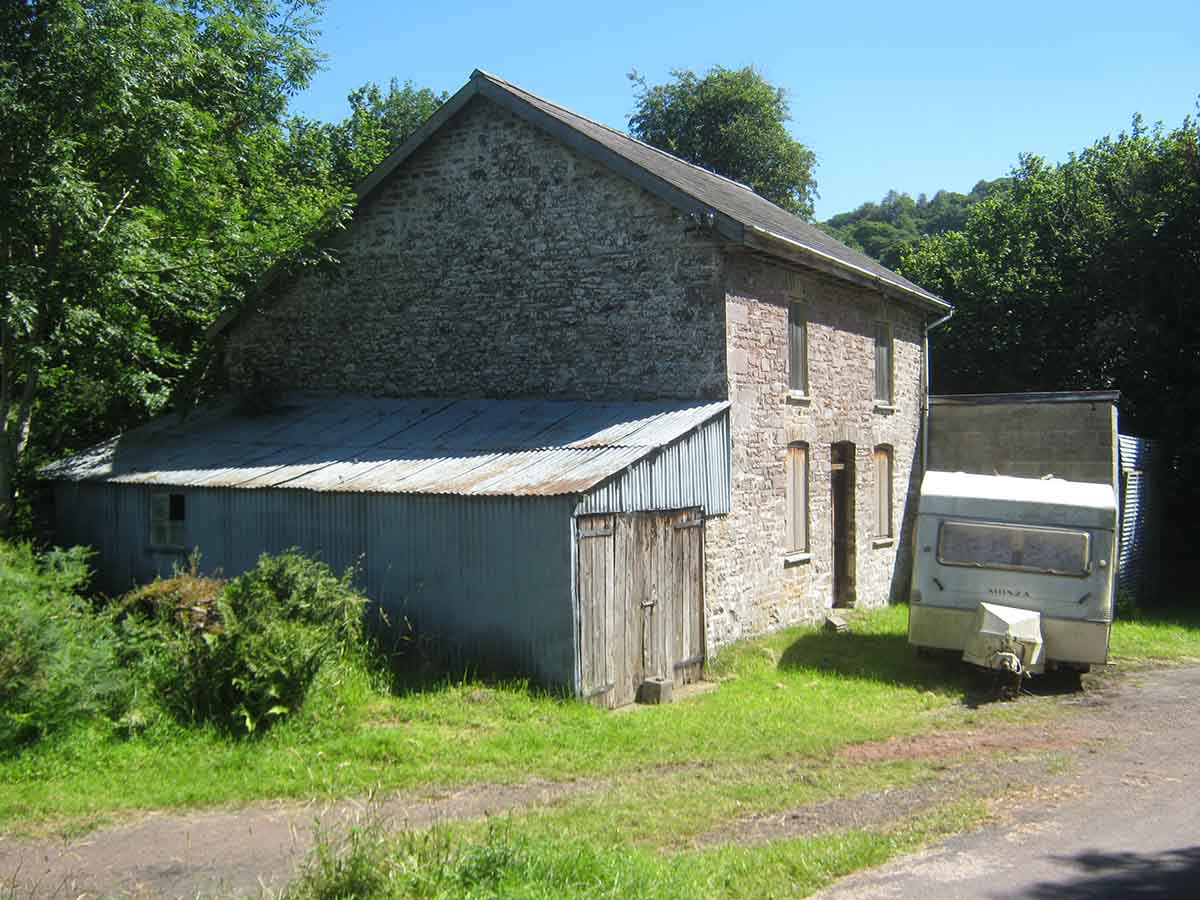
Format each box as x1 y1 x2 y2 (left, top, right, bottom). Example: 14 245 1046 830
45 70 951 696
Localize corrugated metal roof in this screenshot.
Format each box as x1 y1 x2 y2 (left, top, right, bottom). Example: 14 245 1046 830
40 395 730 498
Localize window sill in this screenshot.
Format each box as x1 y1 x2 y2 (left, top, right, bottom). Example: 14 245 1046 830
783 551 812 566
873 402 898 414
786 390 812 406
871 537 895 548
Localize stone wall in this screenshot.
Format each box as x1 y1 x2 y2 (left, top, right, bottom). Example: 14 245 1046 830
226 95 728 402
704 255 926 648
928 396 1117 488
223 91 934 656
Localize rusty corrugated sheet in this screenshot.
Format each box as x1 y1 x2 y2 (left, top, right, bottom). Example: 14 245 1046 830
41 394 729 498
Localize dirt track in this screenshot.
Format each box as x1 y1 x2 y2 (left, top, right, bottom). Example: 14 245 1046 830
815 663 1200 898
1 663 1192 899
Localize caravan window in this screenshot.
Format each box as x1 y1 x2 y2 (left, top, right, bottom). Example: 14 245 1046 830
937 520 1090 576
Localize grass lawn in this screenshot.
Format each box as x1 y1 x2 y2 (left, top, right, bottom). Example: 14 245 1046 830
1 606 1009 832
1109 607 1200 661
3 604 1198 896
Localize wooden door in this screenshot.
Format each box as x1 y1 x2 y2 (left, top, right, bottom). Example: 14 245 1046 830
576 514 617 703
576 509 705 707
663 508 705 686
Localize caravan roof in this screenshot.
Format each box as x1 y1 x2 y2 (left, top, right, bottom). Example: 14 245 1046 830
919 471 1116 530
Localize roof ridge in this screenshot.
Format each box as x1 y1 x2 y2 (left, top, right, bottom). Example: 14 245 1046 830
470 69 760 197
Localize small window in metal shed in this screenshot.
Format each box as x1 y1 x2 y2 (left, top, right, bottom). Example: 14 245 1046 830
150 492 187 548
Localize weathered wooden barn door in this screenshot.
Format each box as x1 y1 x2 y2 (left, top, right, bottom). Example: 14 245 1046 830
577 509 705 708
660 508 705 687
576 514 620 704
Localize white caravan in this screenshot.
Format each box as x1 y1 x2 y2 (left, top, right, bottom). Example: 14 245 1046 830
908 471 1118 676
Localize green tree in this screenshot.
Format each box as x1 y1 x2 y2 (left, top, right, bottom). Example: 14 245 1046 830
628 66 818 218
822 180 1005 269
901 115 1200 513
0 0 345 534
325 79 448 186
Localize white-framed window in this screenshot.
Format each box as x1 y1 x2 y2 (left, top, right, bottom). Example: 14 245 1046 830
788 302 808 395
874 322 893 403
787 443 809 553
873 446 893 539
150 492 186 548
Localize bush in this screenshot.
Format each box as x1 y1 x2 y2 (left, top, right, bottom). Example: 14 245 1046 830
0 543 126 751
116 550 368 735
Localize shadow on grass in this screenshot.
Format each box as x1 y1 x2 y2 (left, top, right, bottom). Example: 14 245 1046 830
1025 846 1200 898
777 630 983 699
775 628 1089 707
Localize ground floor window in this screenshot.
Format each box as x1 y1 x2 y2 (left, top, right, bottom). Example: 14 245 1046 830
873 446 893 539
788 443 809 553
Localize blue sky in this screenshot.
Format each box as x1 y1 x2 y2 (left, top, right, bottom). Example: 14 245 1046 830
292 0 1199 219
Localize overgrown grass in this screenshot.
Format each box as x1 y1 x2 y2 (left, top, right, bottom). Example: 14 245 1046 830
1 602 1194 835
1110 606 1200 660
281 800 988 900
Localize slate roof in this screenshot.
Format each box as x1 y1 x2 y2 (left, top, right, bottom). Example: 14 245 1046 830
471 71 948 310
209 69 948 339
41 395 730 498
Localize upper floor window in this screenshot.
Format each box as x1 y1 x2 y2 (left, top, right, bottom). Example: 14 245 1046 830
788 303 808 395
874 322 893 403
788 443 809 553
873 446 893 539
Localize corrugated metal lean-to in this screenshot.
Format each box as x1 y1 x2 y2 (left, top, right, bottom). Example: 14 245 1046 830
43 394 732 699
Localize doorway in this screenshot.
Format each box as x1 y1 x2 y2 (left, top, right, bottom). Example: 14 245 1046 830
575 508 706 707
831 442 856 608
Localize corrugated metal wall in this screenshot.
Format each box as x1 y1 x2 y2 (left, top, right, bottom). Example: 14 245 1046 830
48 410 731 695
52 483 578 687
1118 434 1164 609
574 412 730 516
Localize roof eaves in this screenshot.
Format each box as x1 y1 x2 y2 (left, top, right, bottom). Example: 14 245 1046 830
472 71 950 314
742 224 952 313
472 69 762 197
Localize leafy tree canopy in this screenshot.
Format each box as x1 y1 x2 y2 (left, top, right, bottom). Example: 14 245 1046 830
821 181 1007 269
628 66 817 219
287 79 448 189
899 114 1200 494
0 0 345 534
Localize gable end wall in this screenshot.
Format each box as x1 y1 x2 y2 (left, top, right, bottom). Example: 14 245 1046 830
225 96 727 402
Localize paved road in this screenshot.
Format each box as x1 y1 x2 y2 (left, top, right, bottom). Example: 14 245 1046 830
816 665 1200 899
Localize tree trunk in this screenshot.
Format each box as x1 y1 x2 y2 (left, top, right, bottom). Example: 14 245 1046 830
0 436 16 539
